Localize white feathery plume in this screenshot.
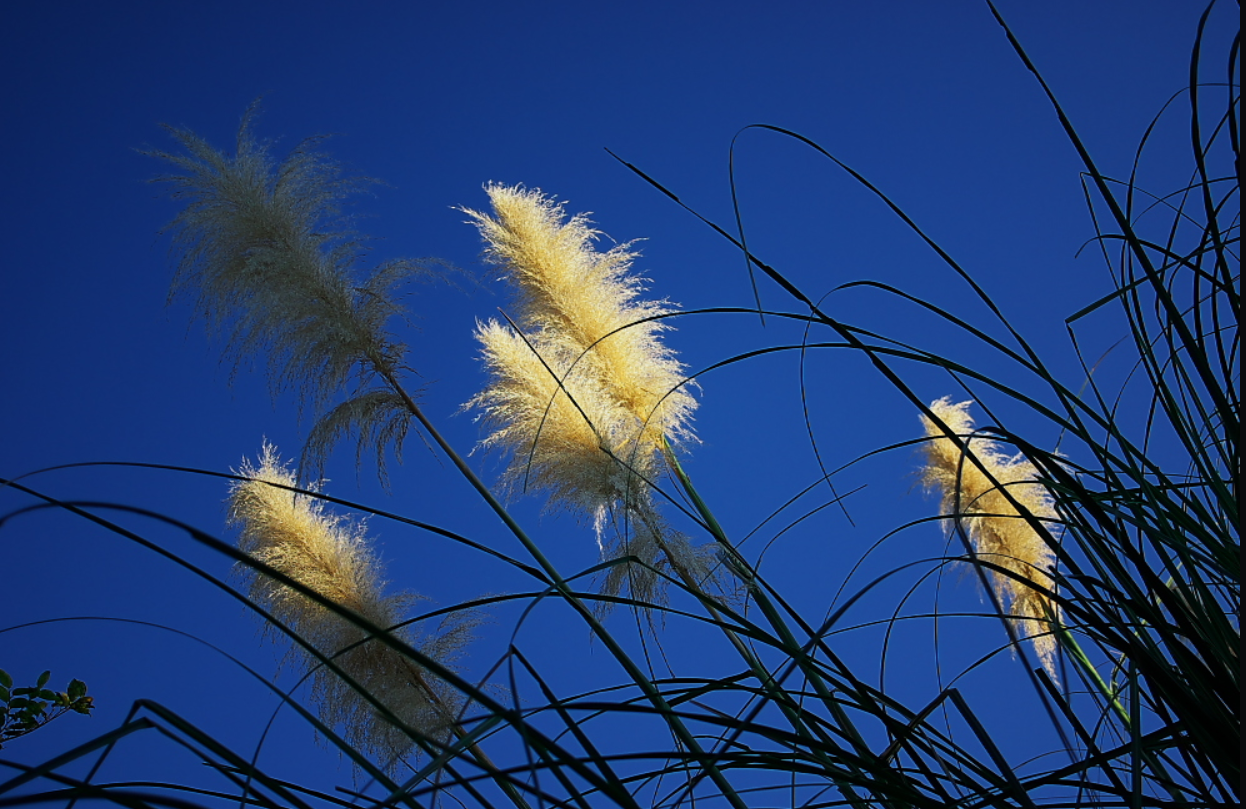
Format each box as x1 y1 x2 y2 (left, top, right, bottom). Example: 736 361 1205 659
920 398 1061 676
228 444 473 765
464 184 722 606
147 104 438 482
464 185 696 522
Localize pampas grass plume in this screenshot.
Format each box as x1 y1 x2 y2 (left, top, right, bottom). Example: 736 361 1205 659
148 105 436 482
464 184 696 522
920 398 1060 676
464 185 730 609
228 444 469 764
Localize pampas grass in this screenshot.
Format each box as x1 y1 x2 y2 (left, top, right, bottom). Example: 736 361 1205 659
464 185 696 510
229 444 471 766
147 103 437 482
464 184 696 457
465 184 721 607
919 397 1060 676
10 5 1233 805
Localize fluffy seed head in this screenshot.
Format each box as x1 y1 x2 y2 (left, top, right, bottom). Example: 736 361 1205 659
471 319 652 520
228 444 471 765
148 104 435 481
920 398 1060 676
464 185 697 521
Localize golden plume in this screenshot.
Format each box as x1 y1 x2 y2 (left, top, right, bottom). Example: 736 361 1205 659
921 398 1060 676
229 444 473 765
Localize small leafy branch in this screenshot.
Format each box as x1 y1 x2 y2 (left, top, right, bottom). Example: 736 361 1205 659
0 668 94 749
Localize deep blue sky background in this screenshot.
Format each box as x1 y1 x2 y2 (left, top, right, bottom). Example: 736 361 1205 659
2 1 1233 801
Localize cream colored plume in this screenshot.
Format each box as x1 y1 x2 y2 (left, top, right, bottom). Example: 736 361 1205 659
464 185 727 608
472 319 648 520
464 185 696 525
228 444 471 765
920 398 1060 676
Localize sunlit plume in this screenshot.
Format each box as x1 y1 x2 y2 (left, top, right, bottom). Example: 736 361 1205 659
920 398 1061 677
228 444 472 765
464 184 720 606
464 185 696 524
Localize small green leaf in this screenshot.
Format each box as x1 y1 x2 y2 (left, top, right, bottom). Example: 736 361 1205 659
37 689 57 702
67 679 87 700
35 671 50 689
0 685 9 702
0 670 11 689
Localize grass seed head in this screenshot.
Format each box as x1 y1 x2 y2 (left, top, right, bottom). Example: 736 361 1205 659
228 444 471 766
920 398 1060 676
464 184 697 521
148 105 434 481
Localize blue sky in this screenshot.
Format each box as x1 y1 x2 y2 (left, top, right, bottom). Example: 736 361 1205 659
2 0 1233 802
